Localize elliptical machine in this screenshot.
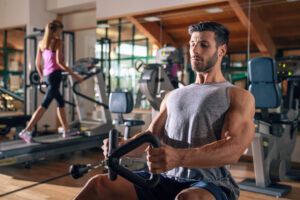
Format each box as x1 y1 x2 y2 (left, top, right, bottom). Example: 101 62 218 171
238 56 299 197
136 45 183 118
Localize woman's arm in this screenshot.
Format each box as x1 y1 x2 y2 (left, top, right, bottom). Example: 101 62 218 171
56 40 83 83
35 42 43 81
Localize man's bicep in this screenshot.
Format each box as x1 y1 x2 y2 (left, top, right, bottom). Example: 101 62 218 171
147 92 171 139
222 89 255 148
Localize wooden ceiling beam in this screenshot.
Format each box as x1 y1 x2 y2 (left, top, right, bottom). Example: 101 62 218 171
134 0 228 19
126 15 176 48
228 0 276 56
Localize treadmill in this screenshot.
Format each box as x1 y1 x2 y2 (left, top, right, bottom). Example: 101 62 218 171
0 58 113 167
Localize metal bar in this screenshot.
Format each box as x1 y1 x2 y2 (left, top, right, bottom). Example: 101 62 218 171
0 87 24 102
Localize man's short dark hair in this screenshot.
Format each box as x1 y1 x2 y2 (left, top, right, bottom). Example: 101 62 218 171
188 21 229 47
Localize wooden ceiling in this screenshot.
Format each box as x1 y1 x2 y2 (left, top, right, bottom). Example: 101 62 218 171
127 0 300 56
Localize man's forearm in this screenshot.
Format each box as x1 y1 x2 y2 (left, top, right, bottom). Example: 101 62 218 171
178 137 242 169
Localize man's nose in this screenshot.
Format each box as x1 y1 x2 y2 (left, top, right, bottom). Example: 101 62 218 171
191 44 199 53
191 47 199 56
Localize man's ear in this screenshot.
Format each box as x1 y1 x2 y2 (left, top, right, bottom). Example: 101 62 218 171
219 44 227 57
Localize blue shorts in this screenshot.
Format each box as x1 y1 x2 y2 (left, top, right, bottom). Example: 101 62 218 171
134 172 230 200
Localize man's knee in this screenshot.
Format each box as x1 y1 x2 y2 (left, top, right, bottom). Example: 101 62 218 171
88 174 110 189
83 174 138 200
175 188 216 200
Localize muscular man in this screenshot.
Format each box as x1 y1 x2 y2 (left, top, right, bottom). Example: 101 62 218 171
74 21 255 200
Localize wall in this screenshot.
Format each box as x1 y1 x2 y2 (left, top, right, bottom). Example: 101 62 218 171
62 9 96 31
46 0 96 13
28 0 57 34
0 0 29 29
96 0 210 19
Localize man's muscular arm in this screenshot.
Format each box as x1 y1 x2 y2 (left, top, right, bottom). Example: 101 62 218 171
147 87 255 173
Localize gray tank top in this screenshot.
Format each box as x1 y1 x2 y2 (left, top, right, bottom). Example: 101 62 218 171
163 82 239 200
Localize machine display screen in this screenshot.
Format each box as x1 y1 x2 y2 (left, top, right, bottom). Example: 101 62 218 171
277 56 300 76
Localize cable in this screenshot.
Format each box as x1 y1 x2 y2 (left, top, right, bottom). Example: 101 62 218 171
247 0 251 59
0 172 70 197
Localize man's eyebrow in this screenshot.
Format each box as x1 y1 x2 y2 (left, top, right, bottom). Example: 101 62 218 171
189 40 209 43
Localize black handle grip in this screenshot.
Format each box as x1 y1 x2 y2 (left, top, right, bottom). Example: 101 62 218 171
70 164 89 179
107 133 161 188
108 129 119 180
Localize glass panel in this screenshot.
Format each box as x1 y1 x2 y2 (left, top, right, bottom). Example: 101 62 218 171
7 28 25 50
108 25 119 42
96 19 164 109
148 42 159 57
230 54 246 68
0 50 4 87
110 60 119 91
108 19 119 25
0 50 4 71
0 29 4 48
118 42 134 59
8 51 23 72
119 59 134 90
96 27 107 39
133 39 147 58
134 26 145 40
120 17 130 24
110 42 119 60
121 23 132 41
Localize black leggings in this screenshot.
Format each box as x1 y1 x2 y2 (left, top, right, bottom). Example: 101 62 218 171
41 70 65 109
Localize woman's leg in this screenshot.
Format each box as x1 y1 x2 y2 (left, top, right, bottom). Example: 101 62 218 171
57 107 69 131
19 106 46 143
25 106 46 132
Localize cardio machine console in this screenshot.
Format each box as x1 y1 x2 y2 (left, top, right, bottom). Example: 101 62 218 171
72 58 101 75
276 56 300 78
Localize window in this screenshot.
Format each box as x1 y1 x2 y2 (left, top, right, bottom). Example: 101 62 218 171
0 27 26 111
96 18 157 108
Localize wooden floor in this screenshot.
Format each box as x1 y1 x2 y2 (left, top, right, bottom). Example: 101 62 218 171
0 148 299 200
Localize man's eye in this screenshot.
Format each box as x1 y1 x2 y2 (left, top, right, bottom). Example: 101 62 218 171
201 44 208 48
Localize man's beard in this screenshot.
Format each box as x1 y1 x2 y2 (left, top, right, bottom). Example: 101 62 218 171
191 50 218 73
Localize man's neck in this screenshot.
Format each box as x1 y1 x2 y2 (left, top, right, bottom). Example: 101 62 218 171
194 66 226 84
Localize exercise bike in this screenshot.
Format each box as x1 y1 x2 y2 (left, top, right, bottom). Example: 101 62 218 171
238 56 299 197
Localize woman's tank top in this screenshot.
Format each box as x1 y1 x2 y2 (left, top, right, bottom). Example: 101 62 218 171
42 39 61 76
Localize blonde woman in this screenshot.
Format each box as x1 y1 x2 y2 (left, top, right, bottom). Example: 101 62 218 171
19 20 83 143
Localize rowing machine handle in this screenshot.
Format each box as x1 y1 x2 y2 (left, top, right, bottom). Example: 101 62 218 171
108 129 119 180
107 131 161 188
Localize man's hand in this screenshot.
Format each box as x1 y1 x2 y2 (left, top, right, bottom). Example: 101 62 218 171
146 143 182 174
101 137 125 159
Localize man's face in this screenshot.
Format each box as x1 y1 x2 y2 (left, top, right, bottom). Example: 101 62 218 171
189 31 219 73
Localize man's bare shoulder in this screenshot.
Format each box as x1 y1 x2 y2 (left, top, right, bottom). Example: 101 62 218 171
229 86 255 110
